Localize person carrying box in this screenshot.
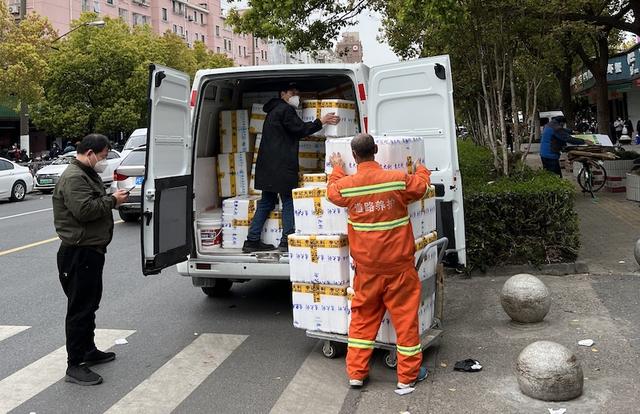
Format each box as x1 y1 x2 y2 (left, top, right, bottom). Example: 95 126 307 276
243 82 340 253
327 133 431 390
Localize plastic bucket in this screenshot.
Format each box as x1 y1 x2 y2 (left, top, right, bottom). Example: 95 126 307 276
197 218 223 252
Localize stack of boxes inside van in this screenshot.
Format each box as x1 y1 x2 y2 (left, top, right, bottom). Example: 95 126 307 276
290 134 439 345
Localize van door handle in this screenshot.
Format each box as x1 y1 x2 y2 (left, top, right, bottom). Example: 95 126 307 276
145 189 155 201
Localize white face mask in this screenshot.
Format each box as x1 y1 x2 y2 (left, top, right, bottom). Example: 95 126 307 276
287 95 300 108
91 153 108 173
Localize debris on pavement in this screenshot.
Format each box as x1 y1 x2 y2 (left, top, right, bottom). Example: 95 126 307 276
394 387 415 396
591 348 599 352
548 409 566 414
440 362 448 368
618 260 625 264
114 338 128 345
454 359 482 372
194 332 199 336
400 411 411 414
448 388 456 392
578 339 594 347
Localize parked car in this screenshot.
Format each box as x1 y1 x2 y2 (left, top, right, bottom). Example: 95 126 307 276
110 146 145 222
34 150 122 194
120 128 147 160
0 157 34 202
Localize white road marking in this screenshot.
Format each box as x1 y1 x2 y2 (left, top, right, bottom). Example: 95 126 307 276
0 325 30 342
270 344 349 414
0 208 53 221
0 329 135 413
105 333 247 414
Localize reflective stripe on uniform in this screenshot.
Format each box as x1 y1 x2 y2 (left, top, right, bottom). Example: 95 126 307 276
348 216 410 232
396 344 422 356
348 338 375 349
339 181 406 197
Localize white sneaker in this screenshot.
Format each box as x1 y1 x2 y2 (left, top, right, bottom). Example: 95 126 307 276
349 378 364 388
397 366 428 389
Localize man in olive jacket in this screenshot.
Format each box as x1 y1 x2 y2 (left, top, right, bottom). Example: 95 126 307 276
244 82 340 253
53 134 129 386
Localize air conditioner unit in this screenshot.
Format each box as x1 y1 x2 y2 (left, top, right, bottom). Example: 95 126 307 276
188 16 194 21
8 5 20 15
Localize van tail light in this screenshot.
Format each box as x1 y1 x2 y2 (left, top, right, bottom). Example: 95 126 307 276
113 172 129 181
190 90 197 107
357 83 366 101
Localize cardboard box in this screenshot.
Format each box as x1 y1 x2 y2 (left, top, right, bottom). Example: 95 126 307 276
292 187 348 235
219 110 252 153
288 234 350 285
217 153 251 197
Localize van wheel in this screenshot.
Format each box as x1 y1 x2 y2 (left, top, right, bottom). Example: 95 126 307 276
201 279 233 297
10 181 27 201
118 210 139 222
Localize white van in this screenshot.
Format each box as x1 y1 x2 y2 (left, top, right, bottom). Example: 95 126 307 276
141 57 466 295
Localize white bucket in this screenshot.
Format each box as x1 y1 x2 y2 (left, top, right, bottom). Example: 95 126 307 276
197 217 223 252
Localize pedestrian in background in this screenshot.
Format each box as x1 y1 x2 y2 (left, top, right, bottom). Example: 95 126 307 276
540 116 585 177
52 134 129 386
327 133 430 390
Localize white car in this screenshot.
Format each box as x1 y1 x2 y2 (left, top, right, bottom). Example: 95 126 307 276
34 150 122 193
0 157 34 202
119 128 147 160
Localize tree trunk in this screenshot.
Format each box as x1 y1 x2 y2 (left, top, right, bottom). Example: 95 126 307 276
495 47 509 176
556 61 575 128
509 60 521 151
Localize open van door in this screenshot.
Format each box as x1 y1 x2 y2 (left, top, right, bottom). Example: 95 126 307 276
141 64 194 275
367 56 466 266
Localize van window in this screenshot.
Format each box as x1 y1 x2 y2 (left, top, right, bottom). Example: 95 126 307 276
124 134 147 150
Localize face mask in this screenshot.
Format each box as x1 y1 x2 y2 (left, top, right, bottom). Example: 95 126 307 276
91 153 108 173
287 95 300 108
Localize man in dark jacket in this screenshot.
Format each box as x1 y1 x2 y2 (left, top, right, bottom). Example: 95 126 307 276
243 83 340 253
53 134 129 385
540 116 584 176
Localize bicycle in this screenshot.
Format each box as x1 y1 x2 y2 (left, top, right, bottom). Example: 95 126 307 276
566 146 617 198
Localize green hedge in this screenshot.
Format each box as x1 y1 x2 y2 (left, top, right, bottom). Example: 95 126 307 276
458 140 580 271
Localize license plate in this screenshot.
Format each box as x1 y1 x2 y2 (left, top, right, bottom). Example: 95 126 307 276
39 178 53 185
135 176 144 185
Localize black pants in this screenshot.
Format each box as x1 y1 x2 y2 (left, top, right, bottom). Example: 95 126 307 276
541 157 562 177
57 245 105 366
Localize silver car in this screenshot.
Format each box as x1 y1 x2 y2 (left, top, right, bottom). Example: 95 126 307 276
110 146 145 222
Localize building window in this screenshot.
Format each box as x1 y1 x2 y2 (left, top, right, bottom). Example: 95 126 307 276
119 8 128 20
243 46 246 57
217 47 220 53
132 13 148 26
186 30 189 41
201 34 205 42
106 0 114 5
194 10 198 21
239 46 242 55
200 14 204 24
216 26 220 36
264 51 267 61
93 0 100 12
162 8 168 21
82 0 90 12
173 24 177 33
255 38 259 48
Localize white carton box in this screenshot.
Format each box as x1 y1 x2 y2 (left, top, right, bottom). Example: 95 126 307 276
292 187 348 235
302 173 327 188
219 110 251 153
408 186 437 238
292 283 350 334
221 196 283 248
318 82 356 101
302 100 358 138
299 140 326 172
288 234 350 285
249 103 267 134
415 231 438 281
325 136 426 175
217 153 251 197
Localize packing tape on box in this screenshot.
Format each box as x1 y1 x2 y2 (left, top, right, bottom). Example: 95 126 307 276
292 283 348 303
320 101 356 110
292 187 326 216
415 231 438 251
232 210 281 227
289 235 349 263
302 100 322 119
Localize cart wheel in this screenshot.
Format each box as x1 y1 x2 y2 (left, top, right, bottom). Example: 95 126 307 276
432 318 443 329
384 351 398 369
322 341 338 359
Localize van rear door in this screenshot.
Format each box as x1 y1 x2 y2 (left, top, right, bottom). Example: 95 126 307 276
367 56 466 265
141 64 194 275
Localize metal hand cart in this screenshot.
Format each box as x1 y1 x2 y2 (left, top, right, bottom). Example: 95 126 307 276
306 237 448 369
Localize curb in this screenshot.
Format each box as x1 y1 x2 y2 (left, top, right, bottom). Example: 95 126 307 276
457 261 589 277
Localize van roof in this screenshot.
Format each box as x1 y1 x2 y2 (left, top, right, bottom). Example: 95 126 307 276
195 63 366 79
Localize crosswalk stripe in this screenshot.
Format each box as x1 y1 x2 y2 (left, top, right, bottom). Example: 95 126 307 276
0 325 30 342
0 328 135 414
270 343 349 414
104 333 248 414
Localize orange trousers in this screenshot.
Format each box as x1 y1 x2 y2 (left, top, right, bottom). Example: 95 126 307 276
347 266 423 384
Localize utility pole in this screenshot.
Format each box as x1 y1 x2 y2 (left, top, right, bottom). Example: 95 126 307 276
18 0 30 156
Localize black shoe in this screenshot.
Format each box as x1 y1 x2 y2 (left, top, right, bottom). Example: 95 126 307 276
278 243 289 253
65 365 103 386
242 240 276 253
83 349 116 366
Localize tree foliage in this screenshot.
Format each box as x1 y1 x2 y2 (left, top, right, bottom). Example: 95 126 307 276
30 13 233 141
0 3 55 106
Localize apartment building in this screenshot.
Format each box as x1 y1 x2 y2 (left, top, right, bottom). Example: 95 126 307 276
4 0 269 66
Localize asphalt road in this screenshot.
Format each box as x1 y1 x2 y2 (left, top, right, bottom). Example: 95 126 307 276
0 193 364 414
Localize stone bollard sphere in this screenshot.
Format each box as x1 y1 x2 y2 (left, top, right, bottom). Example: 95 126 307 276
516 341 583 401
500 274 551 323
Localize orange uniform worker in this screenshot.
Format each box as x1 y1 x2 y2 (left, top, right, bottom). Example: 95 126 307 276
327 133 432 390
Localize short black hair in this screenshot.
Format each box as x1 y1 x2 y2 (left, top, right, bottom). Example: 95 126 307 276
552 116 566 124
280 82 299 93
351 133 376 158
76 134 111 154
